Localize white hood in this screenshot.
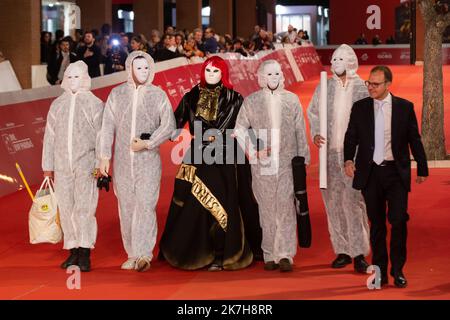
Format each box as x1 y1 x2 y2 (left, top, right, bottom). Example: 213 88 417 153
330 44 359 78
60 61 91 93
257 60 285 91
125 50 156 86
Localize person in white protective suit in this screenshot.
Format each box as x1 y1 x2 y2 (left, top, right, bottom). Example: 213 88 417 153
99 51 175 272
234 60 310 272
307 44 371 272
42 61 104 272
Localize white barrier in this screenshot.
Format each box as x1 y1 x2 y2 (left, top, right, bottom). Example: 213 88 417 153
0 60 22 93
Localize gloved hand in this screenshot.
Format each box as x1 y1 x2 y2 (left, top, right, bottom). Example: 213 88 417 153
99 158 110 177
131 138 148 152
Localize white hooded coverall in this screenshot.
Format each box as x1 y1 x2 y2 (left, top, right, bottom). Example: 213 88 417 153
100 51 176 260
307 44 370 258
42 61 104 250
234 60 310 264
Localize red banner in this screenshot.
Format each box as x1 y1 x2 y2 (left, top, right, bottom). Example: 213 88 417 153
317 46 410 65
291 46 324 80
317 45 450 65
329 0 399 46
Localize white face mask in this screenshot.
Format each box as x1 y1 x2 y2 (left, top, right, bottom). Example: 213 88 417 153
331 55 346 76
204 64 222 85
132 58 150 84
66 68 83 93
264 64 282 90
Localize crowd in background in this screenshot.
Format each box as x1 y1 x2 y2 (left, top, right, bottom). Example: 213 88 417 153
354 33 397 45
40 23 312 84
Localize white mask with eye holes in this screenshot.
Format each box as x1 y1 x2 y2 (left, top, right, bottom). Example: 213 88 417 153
204 64 222 85
264 63 282 90
132 58 150 84
331 55 346 76
66 68 83 93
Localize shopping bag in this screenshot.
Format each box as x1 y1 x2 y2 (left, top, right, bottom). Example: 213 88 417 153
28 177 62 244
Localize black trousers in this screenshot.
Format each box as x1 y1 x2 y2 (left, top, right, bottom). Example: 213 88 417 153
361 163 409 277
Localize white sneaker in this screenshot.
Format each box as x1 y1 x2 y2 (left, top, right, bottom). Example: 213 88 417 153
121 258 136 270
135 256 151 272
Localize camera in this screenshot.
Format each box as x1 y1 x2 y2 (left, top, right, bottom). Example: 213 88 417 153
140 133 152 140
97 175 112 192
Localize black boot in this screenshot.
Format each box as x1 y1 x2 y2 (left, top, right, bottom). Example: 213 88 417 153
264 261 279 271
354 255 370 274
279 258 293 272
331 254 352 268
78 248 91 272
60 248 79 269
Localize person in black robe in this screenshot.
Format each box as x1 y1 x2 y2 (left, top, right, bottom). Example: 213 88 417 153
159 56 262 271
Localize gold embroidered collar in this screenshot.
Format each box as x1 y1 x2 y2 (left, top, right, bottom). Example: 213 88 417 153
195 84 222 122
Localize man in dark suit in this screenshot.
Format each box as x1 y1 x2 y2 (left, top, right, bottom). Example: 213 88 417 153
76 31 102 78
343 65 428 288
47 37 78 85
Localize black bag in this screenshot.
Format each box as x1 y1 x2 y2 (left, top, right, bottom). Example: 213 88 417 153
140 133 152 140
292 156 312 248
97 175 112 192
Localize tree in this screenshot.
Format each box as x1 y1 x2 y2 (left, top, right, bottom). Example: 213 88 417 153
418 0 450 160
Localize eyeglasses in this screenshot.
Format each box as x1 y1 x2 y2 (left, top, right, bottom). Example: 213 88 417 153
365 81 387 88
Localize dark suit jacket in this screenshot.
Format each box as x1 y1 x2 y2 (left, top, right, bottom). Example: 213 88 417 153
76 44 102 78
344 95 429 191
46 51 78 85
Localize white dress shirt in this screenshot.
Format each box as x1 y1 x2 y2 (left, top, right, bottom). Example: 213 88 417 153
374 93 394 161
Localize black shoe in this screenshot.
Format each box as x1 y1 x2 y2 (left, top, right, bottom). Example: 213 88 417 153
353 255 370 274
331 254 352 269
392 272 408 288
78 248 91 272
264 261 279 271
279 258 293 272
60 248 79 269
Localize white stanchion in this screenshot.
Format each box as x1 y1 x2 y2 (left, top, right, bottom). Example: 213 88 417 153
319 71 328 189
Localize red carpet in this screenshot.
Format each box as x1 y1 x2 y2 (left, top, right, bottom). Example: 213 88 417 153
0 65 449 300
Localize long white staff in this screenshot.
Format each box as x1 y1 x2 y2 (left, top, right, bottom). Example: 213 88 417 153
319 71 327 189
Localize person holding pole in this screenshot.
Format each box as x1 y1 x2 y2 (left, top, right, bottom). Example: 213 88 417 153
307 44 370 272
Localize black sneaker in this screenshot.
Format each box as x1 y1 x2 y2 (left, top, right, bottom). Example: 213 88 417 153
331 254 352 268
78 248 91 272
353 255 370 274
264 261 279 271
279 258 293 272
60 248 79 269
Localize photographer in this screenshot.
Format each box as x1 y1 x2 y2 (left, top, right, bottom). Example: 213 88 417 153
104 36 127 75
